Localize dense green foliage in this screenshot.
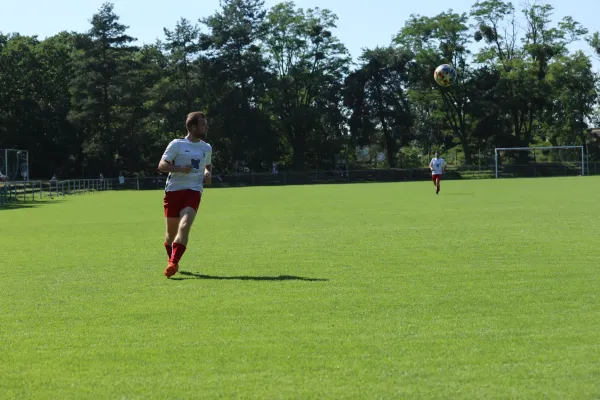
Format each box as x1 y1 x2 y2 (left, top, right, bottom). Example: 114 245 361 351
1 0 599 177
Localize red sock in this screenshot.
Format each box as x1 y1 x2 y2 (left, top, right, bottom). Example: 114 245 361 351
170 243 187 264
164 242 172 259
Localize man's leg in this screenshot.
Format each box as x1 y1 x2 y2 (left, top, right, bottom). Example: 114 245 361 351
174 208 196 246
170 207 196 261
436 176 441 194
164 218 180 259
165 208 196 278
163 191 181 260
165 191 201 278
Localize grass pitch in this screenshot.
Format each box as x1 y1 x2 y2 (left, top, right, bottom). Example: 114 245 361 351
1 177 599 399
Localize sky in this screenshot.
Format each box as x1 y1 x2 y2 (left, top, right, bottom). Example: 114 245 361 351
0 0 598 69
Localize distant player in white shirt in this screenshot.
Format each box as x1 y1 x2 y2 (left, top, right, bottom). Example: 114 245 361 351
429 152 446 195
158 112 212 278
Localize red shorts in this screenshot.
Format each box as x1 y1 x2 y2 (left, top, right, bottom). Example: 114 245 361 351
163 189 201 218
432 174 442 182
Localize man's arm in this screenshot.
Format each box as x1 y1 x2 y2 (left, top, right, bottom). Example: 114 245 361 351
204 164 212 184
204 150 212 184
157 141 192 173
158 159 191 174
429 159 434 171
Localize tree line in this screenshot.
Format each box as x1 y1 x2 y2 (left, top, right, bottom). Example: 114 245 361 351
1 0 599 178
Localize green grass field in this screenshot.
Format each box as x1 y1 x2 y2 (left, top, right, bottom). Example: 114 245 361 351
1 177 599 399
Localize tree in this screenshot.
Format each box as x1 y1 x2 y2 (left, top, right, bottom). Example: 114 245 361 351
263 2 350 169
588 32 600 59
32 32 80 176
0 33 82 177
395 11 476 164
200 0 274 170
2 0 599 177
543 51 598 146
0 34 42 152
115 43 168 173
472 0 588 158
149 18 205 161
162 18 202 112
471 0 519 71
68 2 138 175
344 47 413 168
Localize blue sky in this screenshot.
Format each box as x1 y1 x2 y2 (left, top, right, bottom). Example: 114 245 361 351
1 0 598 69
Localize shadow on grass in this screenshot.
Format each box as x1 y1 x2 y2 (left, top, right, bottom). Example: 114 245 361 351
0 199 63 211
170 271 328 282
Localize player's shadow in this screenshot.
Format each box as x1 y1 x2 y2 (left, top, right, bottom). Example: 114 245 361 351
171 271 328 282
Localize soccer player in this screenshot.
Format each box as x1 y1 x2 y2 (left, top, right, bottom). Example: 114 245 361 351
158 112 212 278
429 151 446 195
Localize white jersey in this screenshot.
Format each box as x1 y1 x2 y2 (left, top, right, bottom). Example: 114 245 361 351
430 157 446 175
162 138 212 193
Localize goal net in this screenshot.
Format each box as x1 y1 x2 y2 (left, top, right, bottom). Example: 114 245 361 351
0 149 29 181
494 146 585 178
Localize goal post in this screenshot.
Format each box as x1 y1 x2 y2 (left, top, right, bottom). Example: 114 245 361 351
494 145 585 178
0 149 29 181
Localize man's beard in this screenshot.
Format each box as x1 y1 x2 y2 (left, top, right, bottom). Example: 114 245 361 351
196 131 207 140
191 130 207 140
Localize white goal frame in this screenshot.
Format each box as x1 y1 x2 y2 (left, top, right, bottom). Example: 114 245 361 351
494 145 585 178
0 148 29 181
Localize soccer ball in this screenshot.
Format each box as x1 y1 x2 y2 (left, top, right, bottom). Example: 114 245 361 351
434 64 457 87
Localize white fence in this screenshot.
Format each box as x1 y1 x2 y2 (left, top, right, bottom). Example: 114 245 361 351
1 179 112 204
2 162 600 206
0 180 44 203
